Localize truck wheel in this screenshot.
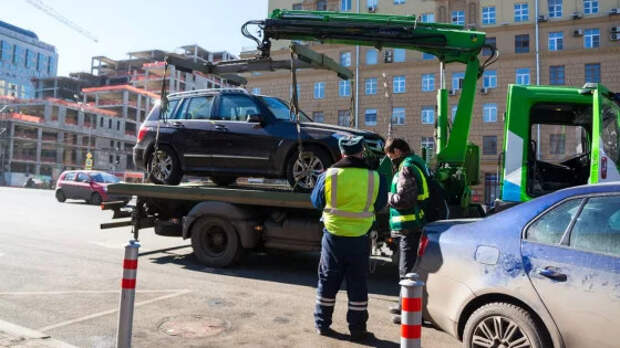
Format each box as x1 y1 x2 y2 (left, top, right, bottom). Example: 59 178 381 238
286 145 331 193
190 217 241 267
146 145 183 185
211 176 237 187
463 302 546 348
55 189 66 202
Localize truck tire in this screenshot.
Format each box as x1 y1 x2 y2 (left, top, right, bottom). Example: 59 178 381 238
190 216 242 267
463 302 546 348
286 145 331 193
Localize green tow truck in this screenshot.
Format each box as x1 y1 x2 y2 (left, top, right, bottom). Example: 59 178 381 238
103 10 619 267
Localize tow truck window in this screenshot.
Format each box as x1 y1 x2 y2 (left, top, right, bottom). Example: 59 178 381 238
218 95 261 121
260 96 311 122
600 98 619 164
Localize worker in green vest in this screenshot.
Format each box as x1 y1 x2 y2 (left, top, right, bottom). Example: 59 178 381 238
311 135 388 341
384 138 430 325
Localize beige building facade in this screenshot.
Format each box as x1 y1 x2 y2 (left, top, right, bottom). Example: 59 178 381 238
247 0 620 204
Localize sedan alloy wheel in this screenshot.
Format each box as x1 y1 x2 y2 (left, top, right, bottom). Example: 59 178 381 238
471 316 531 348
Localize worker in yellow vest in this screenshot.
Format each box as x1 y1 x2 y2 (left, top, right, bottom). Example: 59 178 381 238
384 138 431 325
311 135 388 341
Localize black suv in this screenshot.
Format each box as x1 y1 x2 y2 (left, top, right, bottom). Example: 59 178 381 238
134 89 384 191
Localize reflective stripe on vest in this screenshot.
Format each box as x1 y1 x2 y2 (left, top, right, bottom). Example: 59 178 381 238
390 210 424 223
322 167 379 237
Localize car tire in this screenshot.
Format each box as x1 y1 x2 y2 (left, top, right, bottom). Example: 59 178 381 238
190 216 242 267
55 189 66 203
145 145 183 185
211 176 237 187
463 302 546 348
90 192 102 206
286 145 332 193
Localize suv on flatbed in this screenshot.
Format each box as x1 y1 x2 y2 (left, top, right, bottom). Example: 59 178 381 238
134 88 384 191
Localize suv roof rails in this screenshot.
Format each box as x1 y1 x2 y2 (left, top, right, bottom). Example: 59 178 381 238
167 88 249 99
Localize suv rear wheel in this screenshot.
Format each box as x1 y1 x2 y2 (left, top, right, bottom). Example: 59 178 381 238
286 145 331 192
146 145 183 185
463 302 546 348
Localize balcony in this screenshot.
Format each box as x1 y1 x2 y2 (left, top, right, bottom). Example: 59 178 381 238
9 112 42 124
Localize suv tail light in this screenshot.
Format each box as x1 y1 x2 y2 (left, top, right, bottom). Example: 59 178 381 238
418 234 429 257
137 127 148 142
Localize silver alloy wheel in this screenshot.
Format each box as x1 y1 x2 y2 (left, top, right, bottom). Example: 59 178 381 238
471 316 531 348
292 152 325 190
150 150 173 182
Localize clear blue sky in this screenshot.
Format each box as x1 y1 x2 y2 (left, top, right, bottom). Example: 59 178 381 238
3 0 268 76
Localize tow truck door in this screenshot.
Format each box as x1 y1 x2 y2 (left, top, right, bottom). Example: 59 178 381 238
590 86 620 183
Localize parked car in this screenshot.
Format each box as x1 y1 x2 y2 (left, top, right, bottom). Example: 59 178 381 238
55 170 131 205
133 88 384 191
415 183 620 348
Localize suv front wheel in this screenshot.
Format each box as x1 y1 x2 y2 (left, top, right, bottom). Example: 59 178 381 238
286 145 331 192
146 145 183 185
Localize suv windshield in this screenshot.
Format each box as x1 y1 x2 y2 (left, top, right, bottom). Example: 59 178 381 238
260 96 312 122
90 172 120 183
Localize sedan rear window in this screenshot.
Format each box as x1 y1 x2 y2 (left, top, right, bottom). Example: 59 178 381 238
526 198 582 245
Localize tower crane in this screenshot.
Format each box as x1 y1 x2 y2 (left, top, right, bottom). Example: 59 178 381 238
26 0 99 43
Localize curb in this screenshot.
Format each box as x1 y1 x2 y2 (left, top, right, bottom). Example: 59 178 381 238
0 318 79 348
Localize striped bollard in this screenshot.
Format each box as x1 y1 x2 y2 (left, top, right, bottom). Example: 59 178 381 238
399 273 424 348
116 240 140 348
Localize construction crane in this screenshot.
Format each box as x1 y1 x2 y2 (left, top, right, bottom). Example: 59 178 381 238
26 0 99 43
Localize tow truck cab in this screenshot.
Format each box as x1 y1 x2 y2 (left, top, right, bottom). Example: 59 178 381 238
501 83 620 203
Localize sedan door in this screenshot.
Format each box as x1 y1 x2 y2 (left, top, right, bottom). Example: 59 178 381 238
59 172 77 198
74 172 92 200
521 194 620 348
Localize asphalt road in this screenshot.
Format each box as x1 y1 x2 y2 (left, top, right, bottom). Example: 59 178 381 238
0 187 460 348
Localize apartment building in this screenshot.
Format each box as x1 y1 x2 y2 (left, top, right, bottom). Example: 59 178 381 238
0 20 58 98
246 0 620 204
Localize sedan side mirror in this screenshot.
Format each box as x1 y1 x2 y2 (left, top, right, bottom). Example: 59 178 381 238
247 114 262 123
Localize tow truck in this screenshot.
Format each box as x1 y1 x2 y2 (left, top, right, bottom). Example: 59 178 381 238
102 9 619 267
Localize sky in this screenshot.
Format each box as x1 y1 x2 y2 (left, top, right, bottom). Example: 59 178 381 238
3 0 269 76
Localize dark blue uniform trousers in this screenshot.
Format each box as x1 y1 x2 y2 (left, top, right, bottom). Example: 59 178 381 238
314 231 370 334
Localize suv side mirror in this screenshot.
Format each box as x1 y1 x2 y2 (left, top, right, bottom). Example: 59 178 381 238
247 114 262 123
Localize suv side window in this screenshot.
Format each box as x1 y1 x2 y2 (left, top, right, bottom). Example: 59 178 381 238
76 173 89 182
183 96 215 120
570 195 620 256
526 198 582 245
218 95 261 121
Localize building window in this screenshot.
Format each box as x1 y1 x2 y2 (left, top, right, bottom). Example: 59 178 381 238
585 63 601 83
483 136 497 155
100 118 104 127
421 107 434 124
483 70 497 88
251 87 261 95
550 134 566 154
514 3 529 22
312 111 324 123
365 78 377 95
292 3 302 10
393 49 406 62
548 32 563 51
452 72 464 91
550 65 565 85
340 52 351 67
394 0 405 4
338 80 351 97
316 0 327 10
392 107 406 125
47 56 52 74
421 137 435 160
516 68 531 85
483 104 498 123
338 110 351 126
314 82 325 99
365 109 377 126
12 45 17 64
108 119 112 128
393 75 406 94
341 0 351 11
421 73 435 92
482 37 496 56
422 53 434 60
36 53 42 71
452 10 465 25
584 0 598 14
420 13 434 22
548 0 563 18
482 7 496 25
367 0 378 8
584 28 600 48
366 49 378 65
451 105 458 122
515 34 529 53
117 120 121 130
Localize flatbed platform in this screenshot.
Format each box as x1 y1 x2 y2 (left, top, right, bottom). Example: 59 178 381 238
107 182 314 209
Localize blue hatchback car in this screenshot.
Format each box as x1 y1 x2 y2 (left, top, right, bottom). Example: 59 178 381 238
416 183 620 348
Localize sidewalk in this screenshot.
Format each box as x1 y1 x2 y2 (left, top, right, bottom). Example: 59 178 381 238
0 319 78 348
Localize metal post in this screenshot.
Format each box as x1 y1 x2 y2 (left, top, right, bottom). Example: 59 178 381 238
116 240 140 348
399 273 424 348
535 0 541 159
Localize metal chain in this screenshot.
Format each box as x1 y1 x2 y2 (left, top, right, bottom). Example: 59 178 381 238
381 71 394 140
288 47 305 191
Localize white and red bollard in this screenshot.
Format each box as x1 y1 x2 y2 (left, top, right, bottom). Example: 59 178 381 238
116 240 140 348
399 273 424 348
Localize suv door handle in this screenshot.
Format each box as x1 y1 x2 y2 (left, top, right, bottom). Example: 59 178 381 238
214 125 227 131
537 267 567 282
172 121 184 128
